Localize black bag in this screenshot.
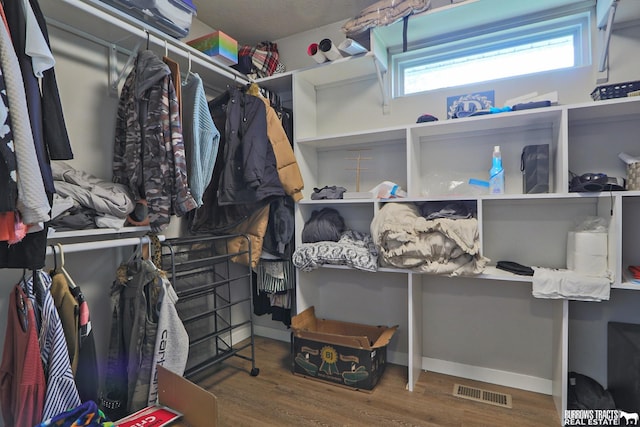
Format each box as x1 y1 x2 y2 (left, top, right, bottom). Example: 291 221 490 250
567 371 616 410
521 144 550 194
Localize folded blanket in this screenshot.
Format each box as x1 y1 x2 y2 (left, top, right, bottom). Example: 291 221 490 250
342 0 431 36
292 230 378 272
532 267 611 302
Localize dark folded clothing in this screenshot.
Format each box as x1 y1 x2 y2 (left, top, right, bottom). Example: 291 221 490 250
496 260 534 276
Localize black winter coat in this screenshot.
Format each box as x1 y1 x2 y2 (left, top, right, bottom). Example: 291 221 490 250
190 87 284 234
217 86 284 205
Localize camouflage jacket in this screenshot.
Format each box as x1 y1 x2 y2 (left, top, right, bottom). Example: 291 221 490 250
113 50 196 232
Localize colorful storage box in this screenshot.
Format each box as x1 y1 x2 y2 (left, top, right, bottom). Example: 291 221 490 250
291 306 398 392
100 0 196 39
187 31 238 66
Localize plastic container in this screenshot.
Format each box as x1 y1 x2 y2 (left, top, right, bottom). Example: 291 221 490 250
489 145 505 194
99 0 196 39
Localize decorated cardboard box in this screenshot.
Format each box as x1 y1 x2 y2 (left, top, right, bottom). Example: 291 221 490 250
291 306 398 392
187 31 238 66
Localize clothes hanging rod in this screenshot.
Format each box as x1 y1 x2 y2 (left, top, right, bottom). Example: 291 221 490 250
45 234 165 255
44 15 247 85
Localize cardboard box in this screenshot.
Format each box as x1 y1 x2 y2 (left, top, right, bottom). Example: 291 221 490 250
187 31 238 65
291 306 398 391
156 365 218 427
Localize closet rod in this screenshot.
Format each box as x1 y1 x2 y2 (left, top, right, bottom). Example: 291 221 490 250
44 14 247 85
45 235 165 255
45 17 132 56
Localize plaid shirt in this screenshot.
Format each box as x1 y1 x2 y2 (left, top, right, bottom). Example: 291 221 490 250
238 41 281 78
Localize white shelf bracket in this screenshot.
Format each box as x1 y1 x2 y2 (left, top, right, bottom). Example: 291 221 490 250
108 40 142 97
597 0 618 82
374 57 390 115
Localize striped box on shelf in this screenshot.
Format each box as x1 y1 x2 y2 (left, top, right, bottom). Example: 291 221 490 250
187 30 238 66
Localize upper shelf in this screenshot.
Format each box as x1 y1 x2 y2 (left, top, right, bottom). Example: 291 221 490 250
597 0 640 28
40 0 249 92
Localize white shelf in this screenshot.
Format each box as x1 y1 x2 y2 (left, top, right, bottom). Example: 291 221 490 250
410 106 563 139
294 52 382 87
47 226 151 240
41 0 248 91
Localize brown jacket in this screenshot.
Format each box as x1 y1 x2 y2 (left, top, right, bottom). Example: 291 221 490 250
249 84 304 202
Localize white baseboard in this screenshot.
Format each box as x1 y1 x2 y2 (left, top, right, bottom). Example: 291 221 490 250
252 329 551 395
422 356 552 395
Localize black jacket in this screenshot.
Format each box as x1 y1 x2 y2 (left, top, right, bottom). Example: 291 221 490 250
216 86 284 205
190 87 284 233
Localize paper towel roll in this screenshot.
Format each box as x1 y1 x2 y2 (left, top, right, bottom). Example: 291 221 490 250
567 231 608 276
573 253 608 276
573 231 608 256
319 38 342 61
307 43 327 63
567 232 575 270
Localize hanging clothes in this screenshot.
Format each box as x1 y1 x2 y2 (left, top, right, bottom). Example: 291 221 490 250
0 1 64 269
4 0 73 194
69 285 99 403
147 274 188 406
0 3 49 225
49 270 80 373
26 270 82 421
101 255 164 420
181 72 220 209
0 68 18 214
190 84 304 267
112 49 196 232
0 283 46 427
252 259 295 327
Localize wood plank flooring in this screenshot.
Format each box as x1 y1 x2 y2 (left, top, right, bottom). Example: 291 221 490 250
189 336 561 427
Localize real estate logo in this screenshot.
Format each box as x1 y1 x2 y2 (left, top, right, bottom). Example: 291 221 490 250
563 409 639 425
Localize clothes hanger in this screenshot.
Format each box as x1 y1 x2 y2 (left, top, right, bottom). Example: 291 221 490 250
56 243 77 289
50 244 58 271
183 51 192 85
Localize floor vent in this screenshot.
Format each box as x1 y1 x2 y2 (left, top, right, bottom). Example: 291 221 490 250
452 384 513 409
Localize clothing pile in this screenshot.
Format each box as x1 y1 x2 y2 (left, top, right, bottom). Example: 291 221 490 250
50 162 135 231
292 207 379 272
370 202 488 275
233 41 285 79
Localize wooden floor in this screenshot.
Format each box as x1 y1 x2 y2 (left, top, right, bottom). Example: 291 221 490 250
188 336 561 427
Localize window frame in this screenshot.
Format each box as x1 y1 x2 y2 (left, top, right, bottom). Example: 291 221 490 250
392 11 591 97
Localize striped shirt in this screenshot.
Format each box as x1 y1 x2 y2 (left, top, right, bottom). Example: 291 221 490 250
24 271 81 420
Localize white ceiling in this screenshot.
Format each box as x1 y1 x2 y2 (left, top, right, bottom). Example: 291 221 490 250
190 0 600 49
191 0 380 46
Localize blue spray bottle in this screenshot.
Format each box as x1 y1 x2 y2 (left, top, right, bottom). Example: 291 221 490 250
489 145 505 194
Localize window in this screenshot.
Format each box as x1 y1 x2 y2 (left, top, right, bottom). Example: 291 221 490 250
393 12 590 96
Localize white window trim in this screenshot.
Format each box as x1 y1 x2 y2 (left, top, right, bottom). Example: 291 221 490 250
392 11 591 97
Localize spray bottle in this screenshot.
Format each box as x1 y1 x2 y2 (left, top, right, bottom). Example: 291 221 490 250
489 145 505 194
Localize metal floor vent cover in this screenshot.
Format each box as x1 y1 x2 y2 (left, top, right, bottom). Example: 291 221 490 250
453 384 513 409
